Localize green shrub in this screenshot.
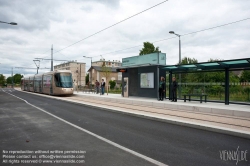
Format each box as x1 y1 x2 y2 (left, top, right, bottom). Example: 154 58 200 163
109 80 116 90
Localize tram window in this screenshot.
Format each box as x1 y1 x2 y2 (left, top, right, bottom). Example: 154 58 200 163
55 73 73 88
55 73 61 87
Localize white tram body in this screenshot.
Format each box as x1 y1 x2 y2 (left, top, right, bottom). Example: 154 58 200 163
21 70 74 95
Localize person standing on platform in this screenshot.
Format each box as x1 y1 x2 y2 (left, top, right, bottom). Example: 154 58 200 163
171 77 178 102
101 79 105 95
159 77 166 101
95 80 100 94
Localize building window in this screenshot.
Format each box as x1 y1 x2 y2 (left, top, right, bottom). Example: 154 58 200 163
118 72 122 80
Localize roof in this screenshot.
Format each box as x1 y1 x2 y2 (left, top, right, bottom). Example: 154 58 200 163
117 64 163 69
232 70 243 76
161 58 250 73
87 66 118 72
23 70 72 79
54 62 86 67
93 60 121 63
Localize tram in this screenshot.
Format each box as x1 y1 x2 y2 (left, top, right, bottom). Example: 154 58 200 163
21 70 74 95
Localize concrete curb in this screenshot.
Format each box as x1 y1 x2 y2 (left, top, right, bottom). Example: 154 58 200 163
15 90 250 140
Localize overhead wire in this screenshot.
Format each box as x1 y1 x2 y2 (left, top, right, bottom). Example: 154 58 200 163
11 10 250 70
40 0 168 59
181 17 250 36
97 17 250 57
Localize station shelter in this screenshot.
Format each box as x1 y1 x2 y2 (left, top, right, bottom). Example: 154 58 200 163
118 52 167 99
161 58 250 105
118 53 250 105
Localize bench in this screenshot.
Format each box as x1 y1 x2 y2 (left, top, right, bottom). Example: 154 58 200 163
183 94 207 103
83 89 96 93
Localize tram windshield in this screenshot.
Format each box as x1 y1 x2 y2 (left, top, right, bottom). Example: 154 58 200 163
55 73 73 88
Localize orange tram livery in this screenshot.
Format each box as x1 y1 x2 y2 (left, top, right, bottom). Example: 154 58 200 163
21 70 74 95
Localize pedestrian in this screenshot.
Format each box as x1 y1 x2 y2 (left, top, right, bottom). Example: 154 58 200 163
171 77 178 102
158 77 166 101
95 80 100 94
101 79 105 95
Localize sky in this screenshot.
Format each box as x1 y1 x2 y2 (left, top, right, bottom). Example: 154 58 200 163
0 0 250 77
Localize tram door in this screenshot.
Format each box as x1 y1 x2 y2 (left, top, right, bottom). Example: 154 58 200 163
124 77 129 97
50 76 53 95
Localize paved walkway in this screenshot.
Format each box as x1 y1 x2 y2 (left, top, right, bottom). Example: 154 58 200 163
13 88 250 139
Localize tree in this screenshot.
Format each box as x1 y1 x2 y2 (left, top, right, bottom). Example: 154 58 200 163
85 73 89 85
240 70 250 82
179 57 198 65
6 74 23 84
176 57 198 84
0 74 6 86
13 74 23 84
7 77 12 84
101 65 112 95
109 80 116 90
208 58 223 62
139 42 161 55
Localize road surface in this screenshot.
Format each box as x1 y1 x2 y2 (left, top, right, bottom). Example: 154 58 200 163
0 88 249 166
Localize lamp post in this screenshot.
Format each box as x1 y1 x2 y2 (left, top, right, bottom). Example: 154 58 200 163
11 67 13 88
51 45 53 71
169 31 182 99
83 56 92 88
0 21 17 25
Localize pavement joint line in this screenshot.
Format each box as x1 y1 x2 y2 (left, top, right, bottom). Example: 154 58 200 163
4 91 168 166
70 97 250 129
14 90 250 139
75 94 250 121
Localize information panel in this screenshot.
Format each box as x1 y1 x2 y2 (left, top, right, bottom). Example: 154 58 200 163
140 73 154 88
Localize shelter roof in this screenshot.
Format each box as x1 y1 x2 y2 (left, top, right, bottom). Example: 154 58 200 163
161 58 250 73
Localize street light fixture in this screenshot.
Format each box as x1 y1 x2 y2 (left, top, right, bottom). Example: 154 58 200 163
0 21 18 25
169 31 181 63
83 56 92 87
169 31 182 99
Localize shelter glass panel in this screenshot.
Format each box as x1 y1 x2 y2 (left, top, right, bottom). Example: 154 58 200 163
229 69 250 104
169 71 226 102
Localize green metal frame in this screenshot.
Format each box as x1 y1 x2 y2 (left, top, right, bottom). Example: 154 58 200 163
161 58 250 105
